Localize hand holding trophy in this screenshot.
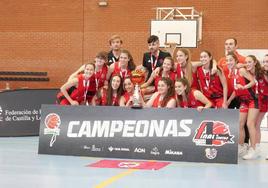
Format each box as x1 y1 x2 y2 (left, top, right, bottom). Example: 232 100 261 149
131 69 145 109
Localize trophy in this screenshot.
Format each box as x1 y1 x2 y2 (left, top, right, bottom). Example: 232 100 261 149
131 69 145 109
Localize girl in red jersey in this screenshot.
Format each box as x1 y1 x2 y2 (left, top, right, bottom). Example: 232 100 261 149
119 77 135 107
58 63 96 105
94 52 109 90
175 78 212 112
119 76 145 107
69 51 108 86
247 55 268 158
226 53 258 159
93 74 123 106
141 57 176 94
175 48 199 89
145 77 176 108
68 52 109 91
197 50 228 108
108 49 136 80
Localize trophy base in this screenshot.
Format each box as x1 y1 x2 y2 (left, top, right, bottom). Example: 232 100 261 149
131 105 143 109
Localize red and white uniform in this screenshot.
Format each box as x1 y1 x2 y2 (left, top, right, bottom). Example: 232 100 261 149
57 74 96 105
230 69 258 113
100 89 120 106
152 94 162 108
152 94 173 108
154 71 176 91
197 67 223 108
95 65 108 90
112 62 131 80
258 75 268 112
218 51 245 97
176 65 199 89
123 92 132 105
178 89 204 108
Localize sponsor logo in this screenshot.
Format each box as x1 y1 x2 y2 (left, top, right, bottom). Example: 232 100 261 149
108 146 130 152
91 144 102 152
165 149 183 156
82 144 103 152
134 147 146 153
44 113 61 147
118 162 140 168
205 148 217 159
83 145 91 150
150 147 160 155
108 146 114 152
193 121 234 147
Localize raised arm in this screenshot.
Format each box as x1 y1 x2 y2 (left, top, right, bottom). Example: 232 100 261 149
106 63 115 81
68 65 85 82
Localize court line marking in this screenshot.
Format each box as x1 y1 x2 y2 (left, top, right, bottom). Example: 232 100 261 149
93 169 139 188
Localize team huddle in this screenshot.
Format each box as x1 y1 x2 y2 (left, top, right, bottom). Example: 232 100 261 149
56 35 268 160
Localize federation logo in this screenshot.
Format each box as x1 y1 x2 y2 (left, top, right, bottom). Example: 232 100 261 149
205 148 217 159
193 121 234 146
44 113 61 147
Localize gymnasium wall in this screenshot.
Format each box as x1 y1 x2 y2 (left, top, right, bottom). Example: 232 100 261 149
0 0 267 89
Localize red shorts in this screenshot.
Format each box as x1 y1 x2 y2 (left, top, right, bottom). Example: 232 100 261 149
239 98 258 113
210 98 224 108
259 96 268 112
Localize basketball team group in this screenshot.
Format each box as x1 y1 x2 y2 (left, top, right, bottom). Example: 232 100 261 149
56 35 268 160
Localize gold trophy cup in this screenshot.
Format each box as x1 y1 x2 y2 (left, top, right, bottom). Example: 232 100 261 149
131 70 145 109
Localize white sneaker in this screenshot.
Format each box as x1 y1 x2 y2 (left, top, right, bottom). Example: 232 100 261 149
243 147 258 160
238 144 248 157
255 143 261 158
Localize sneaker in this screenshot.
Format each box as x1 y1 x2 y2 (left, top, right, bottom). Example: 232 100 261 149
238 144 248 157
255 143 261 158
243 147 258 160
244 143 249 150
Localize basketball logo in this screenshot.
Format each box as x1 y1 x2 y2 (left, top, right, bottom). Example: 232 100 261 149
44 113 61 147
193 121 234 147
45 113 61 129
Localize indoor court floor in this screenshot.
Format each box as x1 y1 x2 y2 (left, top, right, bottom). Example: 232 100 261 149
0 136 268 188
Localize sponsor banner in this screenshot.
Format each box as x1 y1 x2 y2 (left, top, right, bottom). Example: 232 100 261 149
0 89 58 136
38 105 239 164
87 159 170 170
